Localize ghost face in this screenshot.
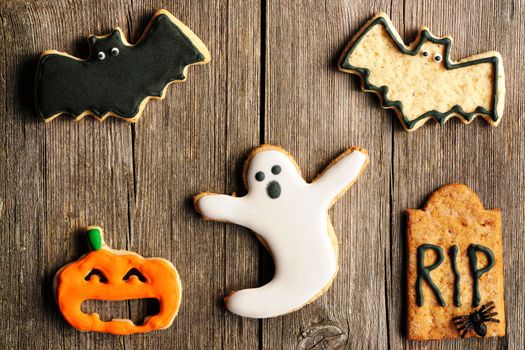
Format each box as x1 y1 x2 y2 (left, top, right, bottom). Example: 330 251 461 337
245 150 306 201
89 30 125 63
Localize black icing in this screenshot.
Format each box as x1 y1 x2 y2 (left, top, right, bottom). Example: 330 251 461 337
338 16 502 129
271 165 281 175
452 301 500 338
255 171 265 182
36 13 207 120
266 181 281 199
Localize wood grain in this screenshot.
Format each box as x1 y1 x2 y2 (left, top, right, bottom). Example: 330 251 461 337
387 1 522 349
0 0 524 349
0 0 261 349
263 0 392 349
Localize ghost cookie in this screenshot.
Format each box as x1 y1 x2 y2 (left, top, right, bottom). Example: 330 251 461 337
407 184 505 340
194 145 369 318
54 226 182 334
36 9 211 122
338 12 505 131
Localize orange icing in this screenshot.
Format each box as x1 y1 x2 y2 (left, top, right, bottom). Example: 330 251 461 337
56 236 181 335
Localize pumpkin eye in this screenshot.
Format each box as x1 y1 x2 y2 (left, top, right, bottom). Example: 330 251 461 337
123 268 147 282
85 269 108 283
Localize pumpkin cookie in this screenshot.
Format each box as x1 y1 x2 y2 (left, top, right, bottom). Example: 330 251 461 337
54 226 182 334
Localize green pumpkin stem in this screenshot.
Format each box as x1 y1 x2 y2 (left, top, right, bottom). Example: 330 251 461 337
87 227 102 251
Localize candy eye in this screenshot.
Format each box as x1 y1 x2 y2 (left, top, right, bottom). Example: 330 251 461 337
111 47 119 56
271 165 281 175
255 171 265 182
422 50 430 57
97 51 106 60
434 54 442 62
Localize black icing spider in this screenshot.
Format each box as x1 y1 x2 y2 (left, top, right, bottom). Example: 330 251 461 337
452 302 500 338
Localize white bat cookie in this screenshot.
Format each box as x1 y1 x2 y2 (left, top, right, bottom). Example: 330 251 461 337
338 12 505 132
194 145 368 318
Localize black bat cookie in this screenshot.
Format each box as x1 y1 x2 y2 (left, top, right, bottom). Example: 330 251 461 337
36 9 210 122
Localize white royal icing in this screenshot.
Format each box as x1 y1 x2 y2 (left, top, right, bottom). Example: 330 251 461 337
197 147 368 318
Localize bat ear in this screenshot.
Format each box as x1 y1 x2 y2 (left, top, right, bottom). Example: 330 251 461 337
88 35 98 48
111 29 123 43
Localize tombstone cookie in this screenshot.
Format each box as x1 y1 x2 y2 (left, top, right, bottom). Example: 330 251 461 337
407 184 505 340
54 226 182 334
36 9 211 122
338 12 505 131
194 145 368 318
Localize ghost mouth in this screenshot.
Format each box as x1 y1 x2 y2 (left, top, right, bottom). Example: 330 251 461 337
81 298 160 324
266 181 281 199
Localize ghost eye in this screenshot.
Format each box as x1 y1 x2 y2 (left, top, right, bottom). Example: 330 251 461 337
422 50 430 57
434 54 442 62
123 268 147 282
97 51 106 60
255 171 265 182
111 47 120 56
271 165 281 175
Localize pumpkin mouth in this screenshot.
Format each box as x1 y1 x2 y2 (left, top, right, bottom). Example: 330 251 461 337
81 298 160 324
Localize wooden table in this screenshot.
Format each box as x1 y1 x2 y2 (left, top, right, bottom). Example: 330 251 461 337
1 0 523 348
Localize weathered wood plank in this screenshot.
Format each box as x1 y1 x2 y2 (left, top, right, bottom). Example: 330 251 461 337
0 4 50 349
1 2 135 349
1 0 524 349
388 1 524 349
263 1 392 348
0 0 261 349
126 1 261 349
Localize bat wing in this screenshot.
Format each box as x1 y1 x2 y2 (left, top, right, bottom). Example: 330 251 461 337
339 14 406 91
36 9 211 122
442 53 504 126
338 13 414 109
136 10 210 81
126 10 211 102
36 53 96 120
338 13 505 131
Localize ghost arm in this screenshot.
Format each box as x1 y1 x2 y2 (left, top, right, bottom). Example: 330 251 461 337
312 148 368 204
195 193 251 227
